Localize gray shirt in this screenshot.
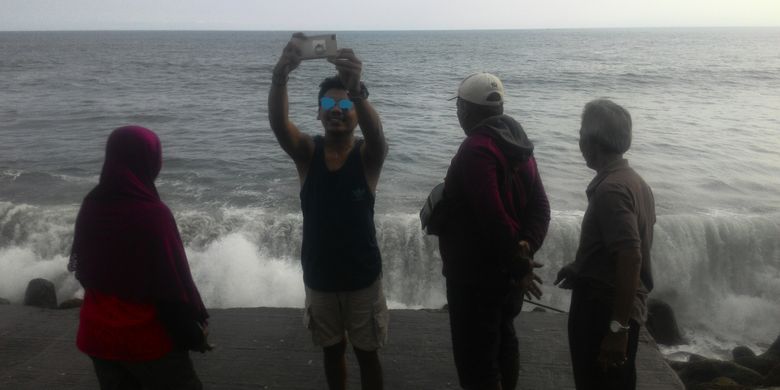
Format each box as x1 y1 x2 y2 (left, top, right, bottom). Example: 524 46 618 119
572 158 656 323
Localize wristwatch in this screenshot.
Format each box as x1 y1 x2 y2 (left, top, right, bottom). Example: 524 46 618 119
609 320 630 333
348 85 369 102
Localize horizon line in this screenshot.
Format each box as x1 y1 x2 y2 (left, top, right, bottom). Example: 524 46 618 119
2 25 779 33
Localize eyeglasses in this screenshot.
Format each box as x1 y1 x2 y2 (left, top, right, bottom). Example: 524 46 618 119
320 96 354 111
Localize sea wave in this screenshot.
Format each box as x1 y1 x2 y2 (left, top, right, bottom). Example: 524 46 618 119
1 201 778 358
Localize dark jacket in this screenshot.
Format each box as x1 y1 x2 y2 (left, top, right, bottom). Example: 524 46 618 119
439 115 550 286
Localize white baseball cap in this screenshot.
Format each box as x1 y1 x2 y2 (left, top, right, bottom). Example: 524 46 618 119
450 72 505 106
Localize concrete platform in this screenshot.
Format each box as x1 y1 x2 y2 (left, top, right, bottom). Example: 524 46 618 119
0 305 684 389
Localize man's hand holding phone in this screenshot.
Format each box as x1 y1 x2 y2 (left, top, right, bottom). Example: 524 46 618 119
272 32 306 85
328 49 363 96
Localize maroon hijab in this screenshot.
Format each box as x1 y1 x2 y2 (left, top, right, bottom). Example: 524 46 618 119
69 126 207 322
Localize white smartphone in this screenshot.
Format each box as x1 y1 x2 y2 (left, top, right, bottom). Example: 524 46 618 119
295 34 338 60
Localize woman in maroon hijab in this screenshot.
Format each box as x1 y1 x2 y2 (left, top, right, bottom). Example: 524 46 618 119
69 126 210 389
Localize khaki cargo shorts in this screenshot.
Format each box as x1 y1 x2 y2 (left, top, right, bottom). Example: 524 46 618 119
303 277 389 351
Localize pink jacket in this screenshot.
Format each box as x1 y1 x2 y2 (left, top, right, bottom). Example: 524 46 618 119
439 117 550 286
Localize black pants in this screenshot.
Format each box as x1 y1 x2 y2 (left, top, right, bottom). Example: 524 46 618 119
90 350 202 390
446 280 523 390
568 288 640 390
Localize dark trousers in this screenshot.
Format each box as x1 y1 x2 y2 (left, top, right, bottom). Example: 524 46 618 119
90 350 202 390
446 280 523 390
568 288 640 390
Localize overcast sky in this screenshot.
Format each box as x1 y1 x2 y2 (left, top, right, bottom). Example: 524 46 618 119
2 0 779 31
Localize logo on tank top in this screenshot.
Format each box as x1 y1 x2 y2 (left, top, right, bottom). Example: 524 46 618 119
352 188 366 201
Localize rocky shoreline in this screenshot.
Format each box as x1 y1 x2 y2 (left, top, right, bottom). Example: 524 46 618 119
663 339 780 390
643 298 780 390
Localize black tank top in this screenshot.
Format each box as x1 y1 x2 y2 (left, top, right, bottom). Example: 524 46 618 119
300 136 382 291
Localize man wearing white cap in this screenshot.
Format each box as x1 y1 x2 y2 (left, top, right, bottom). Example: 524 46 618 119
438 73 551 389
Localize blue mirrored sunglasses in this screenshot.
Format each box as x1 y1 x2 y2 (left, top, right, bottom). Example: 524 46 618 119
320 96 354 111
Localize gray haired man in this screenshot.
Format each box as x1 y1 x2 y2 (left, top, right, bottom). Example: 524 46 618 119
555 99 656 390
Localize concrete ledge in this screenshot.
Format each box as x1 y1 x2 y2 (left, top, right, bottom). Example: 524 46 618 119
0 305 683 389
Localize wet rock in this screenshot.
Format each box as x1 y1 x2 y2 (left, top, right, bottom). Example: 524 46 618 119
734 355 776 376
688 354 709 363
646 298 684 345
731 345 776 375
759 334 780 361
23 278 57 309
731 346 755 360
0 297 10 305
763 363 780 386
58 298 83 310
735 334 780 376
667 359 687 372
531 307 546 313
689 376 749 390
677 359 763 387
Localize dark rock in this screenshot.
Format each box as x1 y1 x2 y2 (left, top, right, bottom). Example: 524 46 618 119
677 359 764 387
689 376 749 390
441 304 448 311
667 359 687 372
731 346 775 375
759 334 780 361
731 346 755 360
531 307 546 313
0 297 10 305
734 355 776 376
691 377 750 390
689 354 709 363
646 298 685 345
23 278 57 309
764 363 780 386
58 298 83 310
769 334 780 354
743 334 780 377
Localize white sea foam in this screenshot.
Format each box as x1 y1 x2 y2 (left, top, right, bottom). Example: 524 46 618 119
1 169 23 181
186 232 305 308
0 247 78 304
644 214 780 358
51 173 98 185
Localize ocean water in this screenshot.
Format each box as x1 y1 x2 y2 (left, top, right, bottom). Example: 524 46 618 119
1 29 779 360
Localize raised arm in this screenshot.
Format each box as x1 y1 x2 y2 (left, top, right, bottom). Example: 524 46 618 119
330 49 388 191
268 33 314 180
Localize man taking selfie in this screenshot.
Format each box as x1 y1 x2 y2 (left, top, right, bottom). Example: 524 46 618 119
267 33 389 390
